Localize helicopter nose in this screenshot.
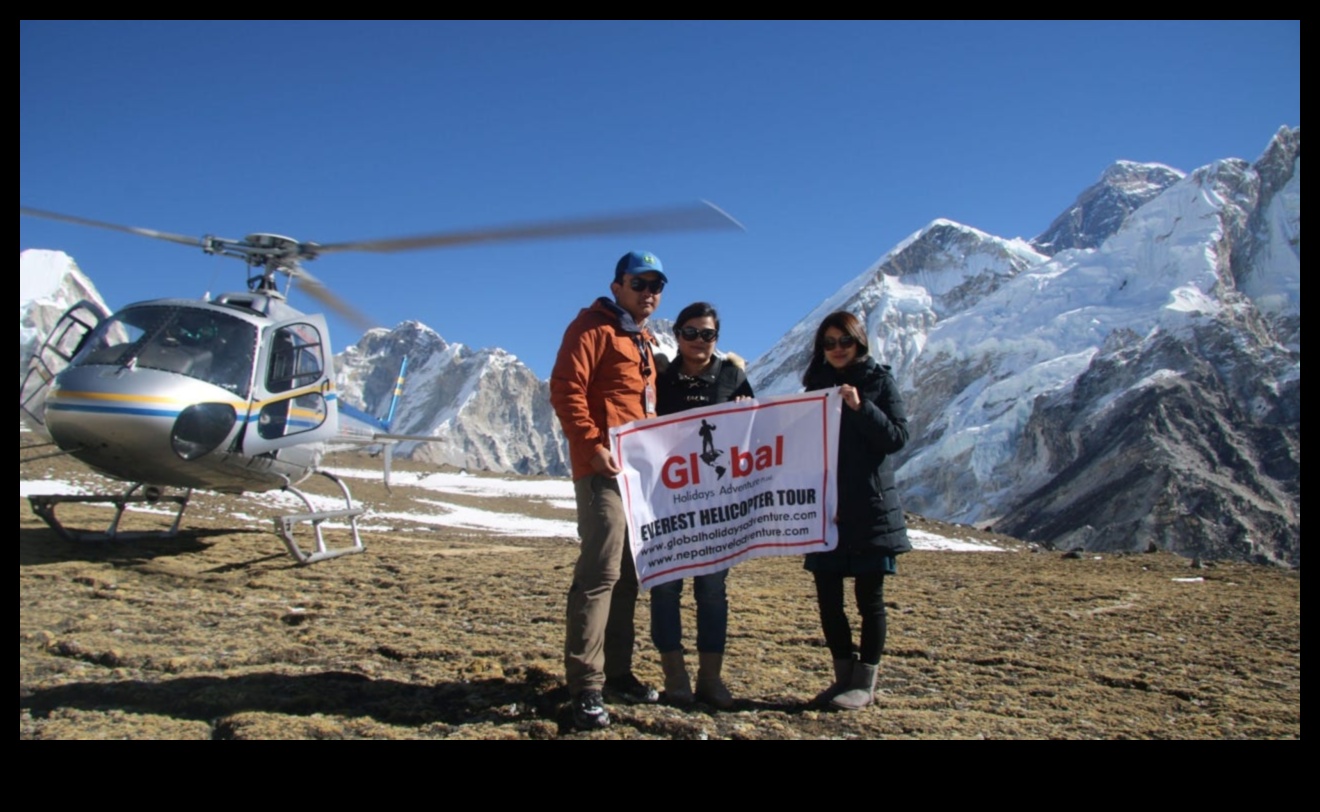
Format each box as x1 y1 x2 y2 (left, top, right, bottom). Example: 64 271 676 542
44 367 247 487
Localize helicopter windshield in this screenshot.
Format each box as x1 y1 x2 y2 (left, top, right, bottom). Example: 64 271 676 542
72 305 258 397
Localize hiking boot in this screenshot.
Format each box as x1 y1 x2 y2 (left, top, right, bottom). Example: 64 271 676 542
571 689 611 729
603 672 660 704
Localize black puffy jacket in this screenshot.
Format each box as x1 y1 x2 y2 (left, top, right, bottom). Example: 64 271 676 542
655 355 754 417
804 356 911 570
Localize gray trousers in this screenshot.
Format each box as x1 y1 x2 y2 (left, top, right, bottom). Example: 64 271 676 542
565 474 639 695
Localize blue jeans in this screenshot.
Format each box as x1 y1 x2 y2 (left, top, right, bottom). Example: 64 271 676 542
649 569 729 654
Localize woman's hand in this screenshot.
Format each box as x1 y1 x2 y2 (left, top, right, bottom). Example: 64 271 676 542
839 384 862 411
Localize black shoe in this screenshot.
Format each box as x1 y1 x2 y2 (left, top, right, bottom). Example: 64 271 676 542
571 690 611 729
603 672 660 704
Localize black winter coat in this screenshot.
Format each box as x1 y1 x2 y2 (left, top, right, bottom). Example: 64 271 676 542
655 355 754 417
804 356 911 573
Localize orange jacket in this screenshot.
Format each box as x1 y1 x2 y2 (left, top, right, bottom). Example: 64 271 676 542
550 297 657 479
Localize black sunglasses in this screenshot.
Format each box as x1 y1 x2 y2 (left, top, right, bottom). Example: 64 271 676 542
626 277 666 294
821 335 858 351
677 326 718 342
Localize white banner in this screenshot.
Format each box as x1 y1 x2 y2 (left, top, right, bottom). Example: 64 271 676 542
609 390 842 589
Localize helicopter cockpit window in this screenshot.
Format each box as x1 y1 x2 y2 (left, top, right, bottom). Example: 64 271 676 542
71 305 258 397
266 324 324 394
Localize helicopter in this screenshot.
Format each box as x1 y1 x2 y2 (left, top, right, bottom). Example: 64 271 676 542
19 203 742 563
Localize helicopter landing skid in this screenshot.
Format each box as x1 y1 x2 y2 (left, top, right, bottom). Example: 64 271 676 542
275 471 366 565
28 483 192 542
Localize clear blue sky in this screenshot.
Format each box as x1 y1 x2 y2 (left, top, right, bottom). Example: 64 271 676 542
20 20 1300 379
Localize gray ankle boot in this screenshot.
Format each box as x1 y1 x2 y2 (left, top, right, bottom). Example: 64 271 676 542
830 662 878 710
660 650 693 704
813 656 856 705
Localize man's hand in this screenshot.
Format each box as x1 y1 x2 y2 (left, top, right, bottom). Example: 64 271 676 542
590 445 622 476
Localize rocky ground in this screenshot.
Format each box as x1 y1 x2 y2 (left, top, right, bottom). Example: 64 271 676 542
19 439 1300 739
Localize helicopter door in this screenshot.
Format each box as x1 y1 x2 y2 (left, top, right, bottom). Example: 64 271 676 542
240 315 338 456
20 300 108 437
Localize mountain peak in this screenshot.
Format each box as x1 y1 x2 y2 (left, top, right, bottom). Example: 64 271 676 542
1032 161 1184 256
872 219 1045 310
20 249 88 307
1102 159 1183 181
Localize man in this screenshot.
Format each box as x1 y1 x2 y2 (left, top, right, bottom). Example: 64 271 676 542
549 250 666 729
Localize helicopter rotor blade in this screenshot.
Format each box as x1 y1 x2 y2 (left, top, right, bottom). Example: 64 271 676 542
288 266 375 331
20 206 209 249
310 200 745 256
21 200 746 334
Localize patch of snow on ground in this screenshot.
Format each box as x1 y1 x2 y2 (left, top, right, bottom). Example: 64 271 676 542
377 498 577 539
327 467 575 500
19 479 89 497
266 488 361 513
907 528 1004 552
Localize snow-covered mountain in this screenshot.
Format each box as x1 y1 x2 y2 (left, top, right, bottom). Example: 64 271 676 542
334 321 568 475
750 221 1049 396
749 126 1300 566
19 250 110 380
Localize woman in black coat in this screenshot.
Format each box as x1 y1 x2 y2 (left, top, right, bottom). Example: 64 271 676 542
802 310 910 710
651 302 753 709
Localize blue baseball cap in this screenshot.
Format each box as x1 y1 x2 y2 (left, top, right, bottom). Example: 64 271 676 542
614 250 667 283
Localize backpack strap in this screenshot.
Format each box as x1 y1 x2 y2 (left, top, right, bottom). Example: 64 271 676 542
715 358 746 401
